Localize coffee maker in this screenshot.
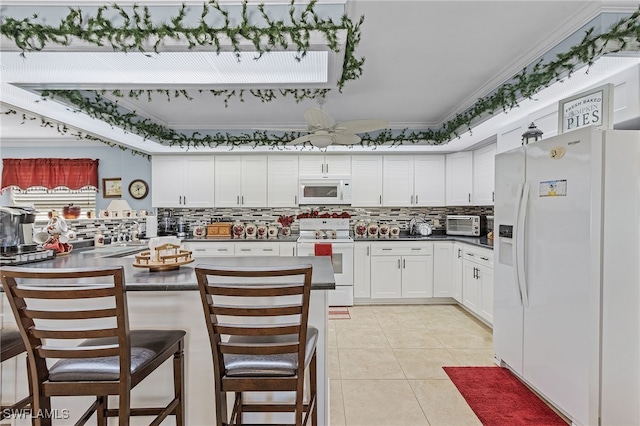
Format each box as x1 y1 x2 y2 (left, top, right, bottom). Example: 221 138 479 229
0 206 36 254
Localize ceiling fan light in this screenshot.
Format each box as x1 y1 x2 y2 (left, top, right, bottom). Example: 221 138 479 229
310 134 334 148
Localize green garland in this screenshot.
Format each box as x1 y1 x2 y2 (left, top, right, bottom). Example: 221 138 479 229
103 88 332 107
7 6 640 148
0 0 365 92
2 109 151 159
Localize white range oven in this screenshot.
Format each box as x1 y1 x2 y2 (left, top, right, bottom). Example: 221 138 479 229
296 218 354 307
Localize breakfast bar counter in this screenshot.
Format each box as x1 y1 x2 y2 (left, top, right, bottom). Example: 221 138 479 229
0 255 334 426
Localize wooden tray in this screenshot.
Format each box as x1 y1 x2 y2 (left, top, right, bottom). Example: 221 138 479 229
133 243 194 272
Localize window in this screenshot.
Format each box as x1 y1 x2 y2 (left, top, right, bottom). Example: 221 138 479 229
10 186 96 221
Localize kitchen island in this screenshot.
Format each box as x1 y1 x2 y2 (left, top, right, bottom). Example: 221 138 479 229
0 254 334 426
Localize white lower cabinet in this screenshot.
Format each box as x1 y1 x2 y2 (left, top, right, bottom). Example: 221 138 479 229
461 246 494 325
234 242 279 256
433 242 453 297
279 242 297 257
452 243 464 302
370 243 433 299
186 242 235 257
353 242 371 299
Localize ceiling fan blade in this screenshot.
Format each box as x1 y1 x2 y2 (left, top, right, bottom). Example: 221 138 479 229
304 108 334 130
335 119 389 134
286 134 315 146
332 133 361 145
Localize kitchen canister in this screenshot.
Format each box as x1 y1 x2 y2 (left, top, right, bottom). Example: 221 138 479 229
256 223 267 239
232 221 245 239
390 224 400 238
94 230 105 247
367 222 379 238
245 222 257 239
353 220 367 238
379 223 390 238
268 225 279 239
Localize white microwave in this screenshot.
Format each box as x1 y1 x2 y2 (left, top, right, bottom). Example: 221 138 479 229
299 176 352 205
446 215 486 236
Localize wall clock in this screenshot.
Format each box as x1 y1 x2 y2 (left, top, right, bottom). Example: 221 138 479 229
128 179 149 200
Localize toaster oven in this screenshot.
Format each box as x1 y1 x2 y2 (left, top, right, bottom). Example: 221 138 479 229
446 215 486 236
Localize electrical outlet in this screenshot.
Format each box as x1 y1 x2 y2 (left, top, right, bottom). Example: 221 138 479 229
433 219 440 227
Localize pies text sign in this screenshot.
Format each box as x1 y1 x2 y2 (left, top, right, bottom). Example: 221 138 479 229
558 83 613 134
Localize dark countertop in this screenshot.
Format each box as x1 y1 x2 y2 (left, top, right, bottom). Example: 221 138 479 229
2 254 336 292
183 236 299 243
352 234 494 249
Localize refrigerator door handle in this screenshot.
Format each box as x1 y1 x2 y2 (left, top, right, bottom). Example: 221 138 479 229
512 183 525 305
516 182 530 307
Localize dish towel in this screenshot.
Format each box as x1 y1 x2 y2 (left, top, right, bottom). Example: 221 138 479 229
314 243 333 260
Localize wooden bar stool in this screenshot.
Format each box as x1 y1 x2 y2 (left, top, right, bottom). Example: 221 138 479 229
195 264 317 426
1 329 32 420
0 265 186 426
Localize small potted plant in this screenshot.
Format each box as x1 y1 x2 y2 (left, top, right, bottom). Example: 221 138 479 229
277 215 294 237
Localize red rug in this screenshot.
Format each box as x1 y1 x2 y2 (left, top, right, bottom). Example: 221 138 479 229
443 367 567 426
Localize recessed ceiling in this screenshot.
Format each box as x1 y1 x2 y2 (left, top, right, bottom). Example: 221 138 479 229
1 0 639 153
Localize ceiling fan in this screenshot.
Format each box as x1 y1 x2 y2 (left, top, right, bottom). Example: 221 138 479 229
264 108 389 148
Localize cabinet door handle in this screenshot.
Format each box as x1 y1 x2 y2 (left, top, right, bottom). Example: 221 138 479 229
403 259 406 269
263 248 274 252
183 196 186 205
411 195 414 204
366 246 370 256
237 195 240 205
468 193 471 203
467 253 474 257
217 248 228 252
492 191 495 202
240 248 251 252
398 259 401 269
379 195 382 205
415 195 419 204
295 195 298 204
480 256 489 261
382 248 393 251
326 164 329 174
476 267 480 279
411 248 421 251
457 248 462 258
241 195 244 205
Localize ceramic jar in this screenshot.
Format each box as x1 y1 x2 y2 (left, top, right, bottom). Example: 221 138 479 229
232 221 245 239
268 225 279 239
353 220 367 238
256 223 267 239
367 222 379 238
245 222 257 239
193 224 207 238
379 223 390 238
94 230 105 247
390 224 400 238
281 226 291 237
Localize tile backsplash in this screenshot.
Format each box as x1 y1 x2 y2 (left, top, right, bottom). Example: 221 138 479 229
158 205 494 234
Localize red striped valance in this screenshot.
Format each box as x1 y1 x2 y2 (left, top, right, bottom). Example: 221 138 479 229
1 158 99 191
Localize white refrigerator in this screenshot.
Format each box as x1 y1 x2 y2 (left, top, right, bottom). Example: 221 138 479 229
493 126 640 426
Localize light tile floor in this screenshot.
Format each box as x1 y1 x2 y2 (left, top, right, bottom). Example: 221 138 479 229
328 304 494 426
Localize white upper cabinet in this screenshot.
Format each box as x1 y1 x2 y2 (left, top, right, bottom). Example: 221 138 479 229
299 155 350 176
351 156 383 207
414 155 445 206
215 156 267 207
267 156 299 207
382 155 445 207
383 156 414 206
446 151 473 205
152 156 215 207
472 143 497 205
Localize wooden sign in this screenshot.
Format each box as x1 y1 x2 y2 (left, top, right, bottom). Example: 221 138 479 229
558 83 613 134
